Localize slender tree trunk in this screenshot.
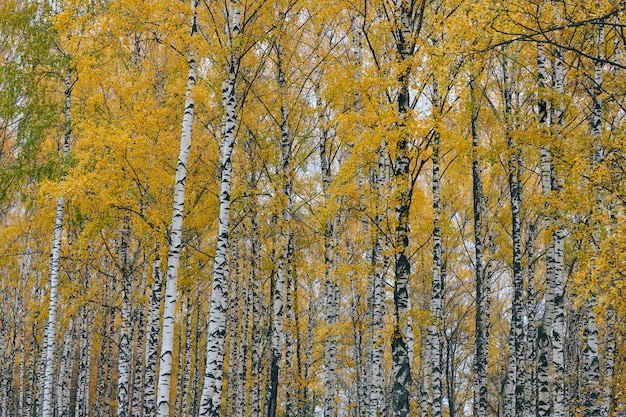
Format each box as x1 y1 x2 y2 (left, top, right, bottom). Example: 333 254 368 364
320 89 338 417
523 223 538 417
182 291 193 417
429 78 444 417
74 304 92 417
583 21 605 417
192 277 204 417
96 303 110 417
132 263 147 417
145 253 163 417
470 76 489 417
278 37 297 417
156 3 198 415
266 218 282 417
551 39 567 417
369 240 386 417
199 1 240 414
536 43 552 417
583 297 601 417
118 220 132 417
246 157 263 417
235 266 251 417
502 56 524 417
391 0 414 413
42 70 72 417
601 307 615 417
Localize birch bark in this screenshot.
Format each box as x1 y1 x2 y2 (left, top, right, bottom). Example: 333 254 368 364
117 221 132 417
198 1 241 414
132 263 147 417
42 70 72 417
391 0 415 414
470 76 489 417
144 253 163 417
156 2 198 415
502 57 525 417
584 22 605 417
429 78 444 417
320 77 338 417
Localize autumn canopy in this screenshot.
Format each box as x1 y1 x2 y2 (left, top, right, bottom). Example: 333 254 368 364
0 0 625 417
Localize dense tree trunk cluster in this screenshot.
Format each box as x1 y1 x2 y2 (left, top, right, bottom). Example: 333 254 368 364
1 0 625 417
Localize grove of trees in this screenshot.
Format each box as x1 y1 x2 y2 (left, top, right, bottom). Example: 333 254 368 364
1 0 625 416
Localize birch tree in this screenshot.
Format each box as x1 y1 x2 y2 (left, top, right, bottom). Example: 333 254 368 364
198 0 241 414
41 69 72 417
155 2 199 416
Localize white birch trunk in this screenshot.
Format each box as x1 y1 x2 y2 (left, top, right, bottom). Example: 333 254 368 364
198 2 240 415
551 40 567 417
156 3 198 415
144 253 163 417
583 296 601 417
391 0 414 412
235 269 251 417
584 21 605 417
56 320 73 417
74 305 92 417
278 37 298 416
181 291 193 417
118 221 132 417
470 76 489 417
132 263 147 417
503 56 525 417
601 307 615 417
429 78 444 417
246 160 263 417
42 70 72 417
319 77 338 417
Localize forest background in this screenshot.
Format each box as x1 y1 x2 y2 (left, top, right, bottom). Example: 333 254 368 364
1 0 625 417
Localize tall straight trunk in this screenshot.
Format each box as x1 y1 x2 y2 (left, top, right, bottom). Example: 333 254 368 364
198 1 240 414
367 147 388 417
132 263 147 417
42 70 72 417
536 43 552 417
583 21 605 417
145 253 163 417
538 37 567 417
74 304 92 417
502 57 524 417
470 76 489 417
551 39 567 417
391 0 415 415
277 38 298 417
583 297 600 417
350 17 369 417
235 265 251 417
56 319 74 417
106 268 118 417
181 291 193 417
118 220 132 417
601 307 615 417
266 219 282 417
264 38 294 417
285 261 297 417
523 223 538 417
429 78 444 417
192 279 204 417
320 82 338 417
225 247 241 417
157 3 198 415
96 302 110 417
246 157 263 417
